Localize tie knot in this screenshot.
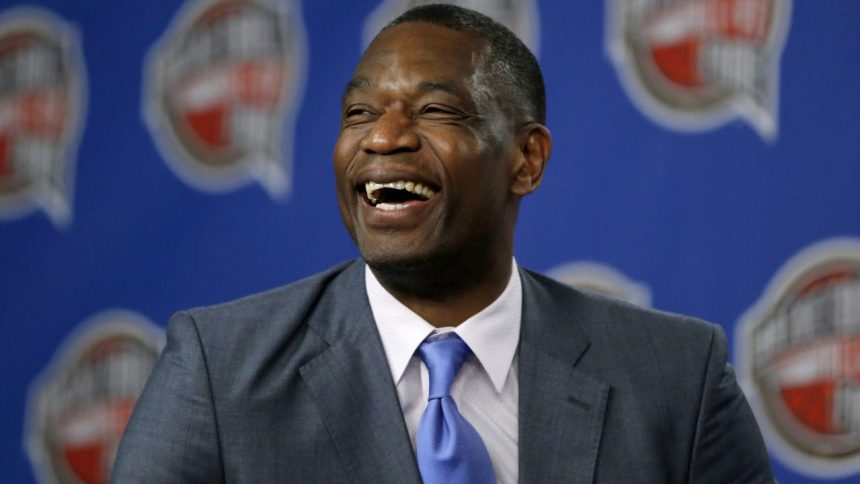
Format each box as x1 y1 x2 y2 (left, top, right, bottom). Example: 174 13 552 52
417 334 473 399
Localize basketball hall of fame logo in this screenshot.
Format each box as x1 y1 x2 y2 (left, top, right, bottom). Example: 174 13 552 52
547 260 652 307
144 0 307 198
362 0 541 55
0 8 85 227
737 239 860 478
606 0 791 140
25 310 164 484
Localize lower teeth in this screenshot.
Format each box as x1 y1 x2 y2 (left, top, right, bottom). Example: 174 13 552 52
376 202 405 211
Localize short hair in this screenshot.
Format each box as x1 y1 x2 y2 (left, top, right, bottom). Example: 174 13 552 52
382 3 546 125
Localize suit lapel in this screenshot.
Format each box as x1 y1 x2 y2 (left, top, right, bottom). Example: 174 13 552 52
518 269 610 484
299 261 421 484
296 263 610 483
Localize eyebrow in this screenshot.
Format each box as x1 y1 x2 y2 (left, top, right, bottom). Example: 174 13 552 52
342 77 371 105
416 80 463 98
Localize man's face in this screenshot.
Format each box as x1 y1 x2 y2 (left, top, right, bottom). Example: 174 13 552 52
334 22 520 270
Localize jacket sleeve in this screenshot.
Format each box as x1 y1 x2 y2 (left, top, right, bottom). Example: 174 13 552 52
689 324 773 483
112 311 224 483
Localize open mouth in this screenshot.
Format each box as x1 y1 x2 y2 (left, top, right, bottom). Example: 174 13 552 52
360 180 438 211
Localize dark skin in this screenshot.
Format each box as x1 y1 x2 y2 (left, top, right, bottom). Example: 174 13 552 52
334 22 551 327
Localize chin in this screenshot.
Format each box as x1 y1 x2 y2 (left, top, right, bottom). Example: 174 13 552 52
354 229 439 269
360 248 433 274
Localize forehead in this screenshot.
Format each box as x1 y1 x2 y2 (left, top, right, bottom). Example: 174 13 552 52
348 23 487 98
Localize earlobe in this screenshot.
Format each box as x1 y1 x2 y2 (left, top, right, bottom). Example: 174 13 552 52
511 123 552 197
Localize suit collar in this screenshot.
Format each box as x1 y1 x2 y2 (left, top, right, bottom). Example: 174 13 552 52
518 268 610 483
300 260 422 483
366 258 522 393
299 261 611 483
518 266 591 365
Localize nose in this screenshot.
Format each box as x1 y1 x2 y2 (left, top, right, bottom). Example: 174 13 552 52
359 110 420 154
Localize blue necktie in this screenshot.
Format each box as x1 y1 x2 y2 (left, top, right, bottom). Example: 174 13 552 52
416 334 497 484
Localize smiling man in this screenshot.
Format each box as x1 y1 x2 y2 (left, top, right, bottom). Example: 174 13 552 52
114 4 773 483
334 16 548 329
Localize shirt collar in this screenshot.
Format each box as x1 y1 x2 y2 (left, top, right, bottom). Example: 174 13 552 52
366 259 522 393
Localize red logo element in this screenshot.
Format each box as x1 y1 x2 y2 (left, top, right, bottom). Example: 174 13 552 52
738 239 860 478
607 0 791 140
26 310 164 484
144 0 306 197
0 8 85 227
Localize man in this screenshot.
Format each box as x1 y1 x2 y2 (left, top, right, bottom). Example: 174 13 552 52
114 4 773 483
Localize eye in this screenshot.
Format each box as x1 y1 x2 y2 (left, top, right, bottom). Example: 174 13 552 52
418 104 467 120
343 105 377 123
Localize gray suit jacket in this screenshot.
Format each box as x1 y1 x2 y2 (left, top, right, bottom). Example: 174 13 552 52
113 259 773 483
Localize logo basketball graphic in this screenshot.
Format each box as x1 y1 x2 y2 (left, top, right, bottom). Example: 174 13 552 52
363 0 540 54
25 310 164 484
144 0 307 197
606 0 791 140
547 260 652 307
0 8 85 227
738 238 860 477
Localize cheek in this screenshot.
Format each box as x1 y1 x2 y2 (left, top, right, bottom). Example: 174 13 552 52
426 130 481 170
333 136 356 183
331 140 358 231
434 135 501 184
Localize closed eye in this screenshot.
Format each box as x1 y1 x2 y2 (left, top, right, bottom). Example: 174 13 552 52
418 105 468 120
343 105 377 125
345 107 374 117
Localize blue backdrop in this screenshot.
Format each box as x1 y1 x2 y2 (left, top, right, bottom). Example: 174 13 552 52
1 1 858 483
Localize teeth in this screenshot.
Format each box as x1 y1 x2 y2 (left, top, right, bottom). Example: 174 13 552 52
364 180 437 205
376 203 406 211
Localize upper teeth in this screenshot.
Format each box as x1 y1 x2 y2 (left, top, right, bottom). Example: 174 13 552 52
365 180 436 203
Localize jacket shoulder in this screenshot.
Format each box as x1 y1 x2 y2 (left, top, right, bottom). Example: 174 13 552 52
182 259 357 331
522 268 717 343
169 259 363 373
521 268 722 383
525 268 723 403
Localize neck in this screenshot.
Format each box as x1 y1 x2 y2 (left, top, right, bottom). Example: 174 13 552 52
369 249 513 328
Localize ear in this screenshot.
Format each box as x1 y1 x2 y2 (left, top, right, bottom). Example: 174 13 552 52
511 123 552 197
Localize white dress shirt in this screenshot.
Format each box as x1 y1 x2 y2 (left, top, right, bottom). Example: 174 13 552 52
365 260 521 484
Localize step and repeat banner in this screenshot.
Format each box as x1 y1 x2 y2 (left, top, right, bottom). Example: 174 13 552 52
1 1 857 482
